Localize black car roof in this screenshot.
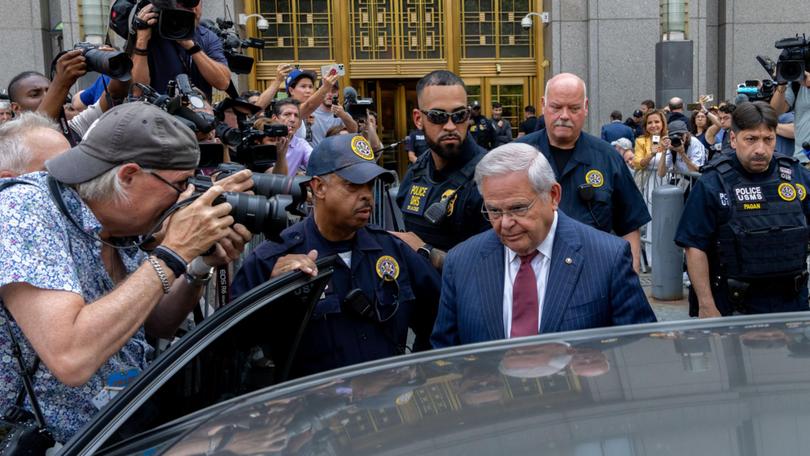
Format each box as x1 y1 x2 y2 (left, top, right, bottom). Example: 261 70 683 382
157 312 810 455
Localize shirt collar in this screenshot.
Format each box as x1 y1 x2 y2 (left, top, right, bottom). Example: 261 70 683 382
506 210 558 264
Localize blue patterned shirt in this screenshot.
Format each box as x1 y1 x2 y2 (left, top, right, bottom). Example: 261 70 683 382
0 172 152 443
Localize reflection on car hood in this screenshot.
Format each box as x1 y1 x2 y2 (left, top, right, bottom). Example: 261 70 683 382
163 313 810 455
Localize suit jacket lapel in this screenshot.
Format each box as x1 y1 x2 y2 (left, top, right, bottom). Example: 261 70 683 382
540 212 584 333
474 231 505 340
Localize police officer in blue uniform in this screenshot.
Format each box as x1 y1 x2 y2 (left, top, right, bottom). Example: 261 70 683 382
517 73 650 271
675 101 810 318
231 134 441 379
395 71 491 257
468 100 496 150
405 128 430 164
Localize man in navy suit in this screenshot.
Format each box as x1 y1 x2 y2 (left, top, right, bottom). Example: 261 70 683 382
600 110 635 144
431 143 656 348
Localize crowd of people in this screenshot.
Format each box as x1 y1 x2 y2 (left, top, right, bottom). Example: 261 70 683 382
1 2 810 448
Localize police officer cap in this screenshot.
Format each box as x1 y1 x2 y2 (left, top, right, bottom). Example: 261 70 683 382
307 134 394 184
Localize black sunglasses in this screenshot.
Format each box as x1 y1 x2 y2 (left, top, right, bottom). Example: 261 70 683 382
419 108 471 125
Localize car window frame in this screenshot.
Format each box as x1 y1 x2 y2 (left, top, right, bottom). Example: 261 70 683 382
59 256 337 455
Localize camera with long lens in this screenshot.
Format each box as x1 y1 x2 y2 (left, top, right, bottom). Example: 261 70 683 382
200 17 265 74
187 163 310 240
774 34 810 83
73 42 133 81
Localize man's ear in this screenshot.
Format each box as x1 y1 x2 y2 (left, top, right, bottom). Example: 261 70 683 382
309 175 328 200
117 163 141 188
413 108 424 130
729 130 738 150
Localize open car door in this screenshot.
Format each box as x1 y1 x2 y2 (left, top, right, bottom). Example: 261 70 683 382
59 256 337 455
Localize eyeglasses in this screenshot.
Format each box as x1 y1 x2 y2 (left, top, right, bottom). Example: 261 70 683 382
419 108 471 125
481 198 538 221
148 171 188 195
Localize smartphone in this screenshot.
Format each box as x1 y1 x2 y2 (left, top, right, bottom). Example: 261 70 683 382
686 103 701 111
320 63 346 77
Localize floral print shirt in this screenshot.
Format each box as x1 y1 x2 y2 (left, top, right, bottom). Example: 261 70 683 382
0 172 152 443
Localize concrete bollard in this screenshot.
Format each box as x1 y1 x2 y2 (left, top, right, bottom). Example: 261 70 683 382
652 184 685 300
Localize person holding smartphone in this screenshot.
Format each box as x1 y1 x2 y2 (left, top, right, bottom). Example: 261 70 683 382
633 110 669 171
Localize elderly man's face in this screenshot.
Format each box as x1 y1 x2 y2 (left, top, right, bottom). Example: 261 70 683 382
481 170 560 256
543 77 588 148
122 167 195 236
0 107 12 123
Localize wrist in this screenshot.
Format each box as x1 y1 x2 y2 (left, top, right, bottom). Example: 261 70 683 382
185 257 214 286
153 245 188 279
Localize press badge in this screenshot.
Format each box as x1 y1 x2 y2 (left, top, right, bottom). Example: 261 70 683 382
92 367 140 410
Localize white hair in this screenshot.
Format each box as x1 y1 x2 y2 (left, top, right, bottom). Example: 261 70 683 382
74 165 131 203
474 143 557 200
0 112 59 174
543 73 588 105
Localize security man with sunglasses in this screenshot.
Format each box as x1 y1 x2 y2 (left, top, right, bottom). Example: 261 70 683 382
231 134 441 379
395 71 491 258
517 73 649 272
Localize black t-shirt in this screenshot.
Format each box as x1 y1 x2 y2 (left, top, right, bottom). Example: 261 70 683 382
549 144 574 174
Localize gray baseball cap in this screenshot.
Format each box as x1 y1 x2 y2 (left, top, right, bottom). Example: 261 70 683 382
46 102 200 184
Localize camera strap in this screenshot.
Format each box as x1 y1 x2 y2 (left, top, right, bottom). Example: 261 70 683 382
2 307 47 430
215 266 230 308
45 176 197 252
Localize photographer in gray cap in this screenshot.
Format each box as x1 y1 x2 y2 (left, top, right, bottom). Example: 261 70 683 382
0 102 253 443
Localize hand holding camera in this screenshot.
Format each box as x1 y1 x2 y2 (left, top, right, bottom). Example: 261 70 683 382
160 185 235 264
51 50 87 91
135 3 159 45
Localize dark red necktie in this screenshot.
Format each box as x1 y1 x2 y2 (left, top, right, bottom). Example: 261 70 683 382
511 251 539 338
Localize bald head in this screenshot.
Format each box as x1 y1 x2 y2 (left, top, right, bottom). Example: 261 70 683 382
541 73 589 148
0 112 69 177
668 97 684 112
544 73 588 103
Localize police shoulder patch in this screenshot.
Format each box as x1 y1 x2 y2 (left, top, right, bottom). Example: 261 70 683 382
778 182 797 202
585 169 604 188
351 135 374 161
797 183 807 201
375 255 400 281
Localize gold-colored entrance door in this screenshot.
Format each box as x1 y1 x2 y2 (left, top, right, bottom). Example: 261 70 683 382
464 77 530 140
354 79 420 178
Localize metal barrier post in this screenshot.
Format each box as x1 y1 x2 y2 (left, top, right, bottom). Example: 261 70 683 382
651 183 685 299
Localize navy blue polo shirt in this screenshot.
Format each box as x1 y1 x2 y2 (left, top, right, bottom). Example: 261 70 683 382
147 25 227 100
230 216 441 378
517 129 651 235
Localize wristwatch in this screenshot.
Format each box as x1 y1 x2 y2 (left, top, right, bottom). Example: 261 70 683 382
185 257 214 286
187 43 202 55
417 243 434 260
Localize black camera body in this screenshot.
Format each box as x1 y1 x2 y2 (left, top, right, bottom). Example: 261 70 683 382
774 34 810 83
199 18 265 74
669 133 683 148
73 42 133 81
132 0 198 41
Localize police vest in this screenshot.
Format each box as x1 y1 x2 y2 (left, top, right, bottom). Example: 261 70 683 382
710 155 809 281
399 151 483 250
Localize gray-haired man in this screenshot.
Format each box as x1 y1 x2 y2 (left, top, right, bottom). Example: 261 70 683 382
431 142 655 348
0 102 253 442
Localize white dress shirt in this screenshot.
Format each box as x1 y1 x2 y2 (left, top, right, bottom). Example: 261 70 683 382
502 211 558 338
